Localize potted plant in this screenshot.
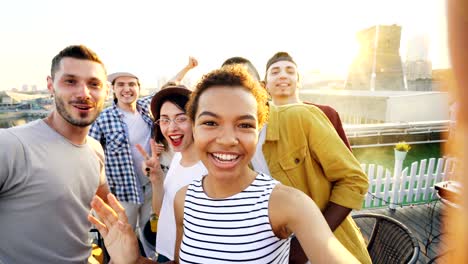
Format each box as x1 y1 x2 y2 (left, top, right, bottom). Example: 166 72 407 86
394 141 411 160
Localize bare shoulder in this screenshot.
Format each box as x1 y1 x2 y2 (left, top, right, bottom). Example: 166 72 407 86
270 184 310 212
269 184 314 238
174 185 189 227
270 183 323 223
174 185 189 208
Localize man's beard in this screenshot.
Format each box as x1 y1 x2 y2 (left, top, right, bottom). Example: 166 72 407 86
54 96 102 127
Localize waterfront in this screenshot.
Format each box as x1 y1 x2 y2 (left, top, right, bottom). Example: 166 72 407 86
0 111 48 128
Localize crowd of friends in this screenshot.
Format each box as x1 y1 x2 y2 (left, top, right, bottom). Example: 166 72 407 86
2 33 465 263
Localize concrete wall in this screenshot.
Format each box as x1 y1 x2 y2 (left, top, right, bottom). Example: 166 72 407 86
386 93 449 122
299 90 449 124
300 91 388 123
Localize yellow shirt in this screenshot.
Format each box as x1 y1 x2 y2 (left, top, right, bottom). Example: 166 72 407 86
263 104 372 264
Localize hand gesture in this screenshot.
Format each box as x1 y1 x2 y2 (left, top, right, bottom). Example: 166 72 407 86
136 139 165 184
186 56 198 70
88 194 140 264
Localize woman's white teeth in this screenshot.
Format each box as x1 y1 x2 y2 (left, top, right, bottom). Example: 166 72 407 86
170 135 182 140
213 153 238 161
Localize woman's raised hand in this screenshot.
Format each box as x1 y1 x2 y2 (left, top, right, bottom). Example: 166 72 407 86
88 194 140 264
136 139 165 184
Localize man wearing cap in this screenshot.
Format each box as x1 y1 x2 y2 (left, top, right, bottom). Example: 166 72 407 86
89 56 198 256
89 72 159 256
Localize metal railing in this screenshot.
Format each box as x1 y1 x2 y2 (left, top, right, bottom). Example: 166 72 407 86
345 120 450 148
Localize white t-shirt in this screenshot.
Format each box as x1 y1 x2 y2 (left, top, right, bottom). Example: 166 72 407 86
156 152 207 259
251 125 271 175
121 109 152 186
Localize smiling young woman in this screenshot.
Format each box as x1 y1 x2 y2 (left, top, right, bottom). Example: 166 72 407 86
89 66 360 264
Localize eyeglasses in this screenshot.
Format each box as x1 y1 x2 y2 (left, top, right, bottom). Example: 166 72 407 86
155 115 189 126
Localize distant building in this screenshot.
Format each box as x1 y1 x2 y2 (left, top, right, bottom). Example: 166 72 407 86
405 35 433 91
22 84 29 92
31 85 38 92
406 35 430 61
299 89 448 124
1 93 19 106
345 25 405 91
406 77 433 91
405 61 432 81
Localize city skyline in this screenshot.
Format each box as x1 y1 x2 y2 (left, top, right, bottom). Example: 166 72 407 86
0 0 449 91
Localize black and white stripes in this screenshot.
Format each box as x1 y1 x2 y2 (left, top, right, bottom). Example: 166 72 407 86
179 173 291 264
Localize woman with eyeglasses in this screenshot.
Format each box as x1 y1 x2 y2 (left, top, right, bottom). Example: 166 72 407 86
135 85 207 262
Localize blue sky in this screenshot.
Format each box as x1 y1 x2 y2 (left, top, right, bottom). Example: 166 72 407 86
0 0 449 90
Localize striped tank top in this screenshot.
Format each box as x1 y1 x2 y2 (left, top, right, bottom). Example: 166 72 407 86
179 173 291 264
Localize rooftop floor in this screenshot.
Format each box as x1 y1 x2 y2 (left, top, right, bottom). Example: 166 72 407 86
353 201 452 263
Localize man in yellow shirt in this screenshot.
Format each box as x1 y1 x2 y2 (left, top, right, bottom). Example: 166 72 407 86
222 56 371 264
257 104 371 264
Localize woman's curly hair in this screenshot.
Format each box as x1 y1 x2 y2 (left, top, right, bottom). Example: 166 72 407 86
186 65 269 128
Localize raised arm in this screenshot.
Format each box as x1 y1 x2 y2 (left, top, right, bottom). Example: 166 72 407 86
269 184 359 263
166 57 198 86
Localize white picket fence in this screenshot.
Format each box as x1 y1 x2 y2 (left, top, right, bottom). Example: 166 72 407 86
361 157 457 209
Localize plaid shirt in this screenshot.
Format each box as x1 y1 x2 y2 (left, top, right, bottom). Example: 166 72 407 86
89 96 153 204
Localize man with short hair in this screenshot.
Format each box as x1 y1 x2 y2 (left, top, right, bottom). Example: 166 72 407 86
0 45 110 263
222 56 261 81
89 57 198 257
89 71 156 255
264 51 351 149
224 56 371 263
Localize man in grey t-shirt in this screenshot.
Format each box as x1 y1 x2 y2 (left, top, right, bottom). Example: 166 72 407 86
0 45 111 264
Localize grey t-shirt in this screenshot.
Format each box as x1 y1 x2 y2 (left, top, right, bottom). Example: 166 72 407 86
0 119 106 264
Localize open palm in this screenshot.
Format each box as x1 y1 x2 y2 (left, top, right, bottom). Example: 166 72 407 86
88 194 140 264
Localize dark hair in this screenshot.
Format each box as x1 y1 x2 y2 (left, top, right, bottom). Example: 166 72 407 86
222 57 261 82
187 65 268 127
153 94 190 148
51 45 105 79
264 51 296 81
